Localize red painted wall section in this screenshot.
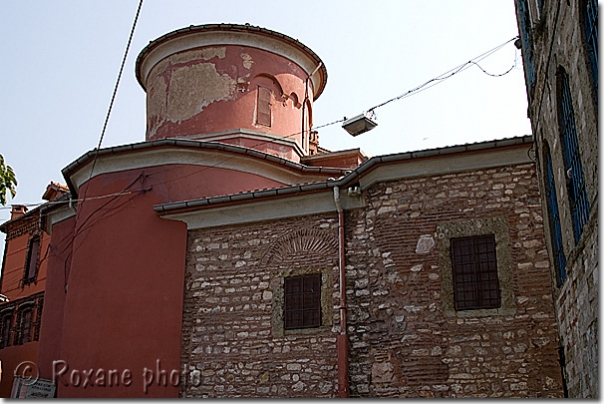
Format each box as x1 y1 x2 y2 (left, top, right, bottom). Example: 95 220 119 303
145 45 313 152
0 342 38 397
56 172 186 398
215 137 301 162
48 162 289 397
134 164 287 201
36 216 75 387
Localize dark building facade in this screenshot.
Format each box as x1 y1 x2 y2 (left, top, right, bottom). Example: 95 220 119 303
514 0 598 398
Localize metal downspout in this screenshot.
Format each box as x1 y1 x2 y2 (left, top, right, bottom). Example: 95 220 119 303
333 185 349 398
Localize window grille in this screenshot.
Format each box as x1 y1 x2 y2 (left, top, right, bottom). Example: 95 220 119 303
284 274 321 329
450 234 501 311
584 0 598 95
256 86 272 127
544 144 567 286
558 70 590 243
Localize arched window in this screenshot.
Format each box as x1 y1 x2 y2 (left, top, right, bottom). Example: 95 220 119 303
582 0 598 96
556 68 590 243
544 142 567 286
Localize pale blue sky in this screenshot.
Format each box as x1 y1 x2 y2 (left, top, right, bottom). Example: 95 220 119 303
0 1 530 231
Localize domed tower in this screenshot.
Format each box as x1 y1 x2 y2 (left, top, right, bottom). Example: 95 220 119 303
136 23 327 163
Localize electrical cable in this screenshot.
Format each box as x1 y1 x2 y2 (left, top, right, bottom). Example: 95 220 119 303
0 190 136 211
48 174 146 260
0 34 522 274
126 36 522 202
39 0 145 277
303 36 519 134
366 36 519 113
0 36 520 211
0 33 523 296
87 0 144 182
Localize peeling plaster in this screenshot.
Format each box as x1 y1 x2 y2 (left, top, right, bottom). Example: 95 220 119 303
171 47 226 65
167 63 236 122
147 74 168 136
241 53 254 69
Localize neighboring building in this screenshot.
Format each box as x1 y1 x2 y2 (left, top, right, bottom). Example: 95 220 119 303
1 23 565 398
0 182 68 397
514 0 598 398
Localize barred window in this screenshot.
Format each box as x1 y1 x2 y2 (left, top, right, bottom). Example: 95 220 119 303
583 0 598 95
450 235 501 311
557 68 590 243
256 86 272 127
544 143 567 286
284 274 321 329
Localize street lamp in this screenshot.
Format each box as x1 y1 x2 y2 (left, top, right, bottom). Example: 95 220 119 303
342 111 378 136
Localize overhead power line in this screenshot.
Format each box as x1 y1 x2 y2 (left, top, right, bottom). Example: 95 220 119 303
312 36 519 131
2 36 519 211
88 0 144 180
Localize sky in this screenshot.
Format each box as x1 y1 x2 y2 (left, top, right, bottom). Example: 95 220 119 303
0 1 531 244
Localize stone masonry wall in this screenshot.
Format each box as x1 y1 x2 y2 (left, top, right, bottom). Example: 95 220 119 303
344 163 564 398
519 0 599 397
181 214 341 398
180 161 565 398
553 216 598 398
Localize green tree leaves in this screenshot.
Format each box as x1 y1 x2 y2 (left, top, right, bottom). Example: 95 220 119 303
0 154 17 206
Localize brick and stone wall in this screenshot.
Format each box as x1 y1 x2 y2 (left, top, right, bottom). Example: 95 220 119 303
180 162 564 398
181 215 341 398
551 213 598 397
344 163 563 397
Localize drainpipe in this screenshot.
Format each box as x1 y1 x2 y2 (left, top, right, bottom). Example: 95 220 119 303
333 185 349 398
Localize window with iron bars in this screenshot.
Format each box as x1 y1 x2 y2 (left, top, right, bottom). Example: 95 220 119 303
583 0 598 97
544 143 567 286
450 234 501 311
284 273 321 329
557 68 590 244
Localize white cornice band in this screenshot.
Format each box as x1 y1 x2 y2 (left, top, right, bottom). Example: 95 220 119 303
138 30 325 98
